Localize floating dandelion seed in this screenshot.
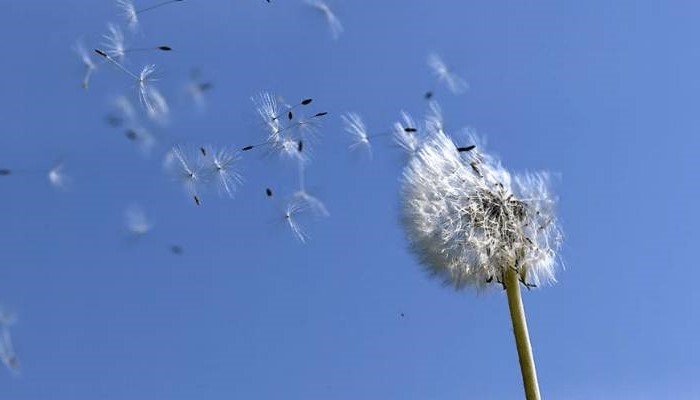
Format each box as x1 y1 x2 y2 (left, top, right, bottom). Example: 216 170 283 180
94 50 169 119
342 112 372 157
165 146 206 204
427 53 469 95
186 70 213 110
48 161 70 190
294 163 329 217
125 205 153 236
393 112 421 156
125 128 156 156
117 0 139 31
0 307 16 328
253 92 283 142
201 146 243 198
282 200 309 243
0 169 12 176
305 0 343 40
137 65 169 122
170 244 183 255
102 23 127 61
266 188 273 197
74 41 97 89
0 328 19 375
401 128 562 400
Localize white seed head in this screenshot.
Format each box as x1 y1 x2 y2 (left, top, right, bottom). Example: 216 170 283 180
428 53 469 95
137 65 169 121
165 146 206 201
253 92 282 143
401 129 562 290
283 199 309 243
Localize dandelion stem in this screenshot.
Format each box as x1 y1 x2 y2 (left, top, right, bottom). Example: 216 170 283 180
504 267 541 400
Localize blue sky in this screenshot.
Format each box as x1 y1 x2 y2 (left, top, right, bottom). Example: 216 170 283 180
1 0 699 399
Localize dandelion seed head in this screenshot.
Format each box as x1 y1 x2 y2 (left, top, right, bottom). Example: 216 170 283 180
253 92 282 142
401 129 562 290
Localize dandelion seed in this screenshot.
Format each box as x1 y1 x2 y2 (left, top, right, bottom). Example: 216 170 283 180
294 163 329 217
253 92 282 142
283 200 308 243
125 205 153 236
124 128 156 155
74 41 97 89
0 307 16 328
305 0 343 40
0 328 19 375
165 146 205 203
458 145 476 152
48 161 70 190
201 146 243 198
428 53 469 95
0 169 11 176
102 23 127 61
95 50 168 119
393 112 421 156
342 112 372 157
122 45 173 53
186 70 213 110
138 65 169 122
117 0 139 31
266 188 273 197
170 244 183 254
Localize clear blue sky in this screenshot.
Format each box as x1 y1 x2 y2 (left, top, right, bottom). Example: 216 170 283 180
1 0 699 398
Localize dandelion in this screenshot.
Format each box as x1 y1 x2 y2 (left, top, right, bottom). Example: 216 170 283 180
74 41 97 89
0 328 19 375
305 0 343 40
125 204 153 236
201 146 243 198
342 112 372 157
401 128 562 400
427 53 469 95
48 161 70 190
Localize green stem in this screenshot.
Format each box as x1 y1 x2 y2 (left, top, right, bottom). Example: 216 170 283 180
504 267 541 400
